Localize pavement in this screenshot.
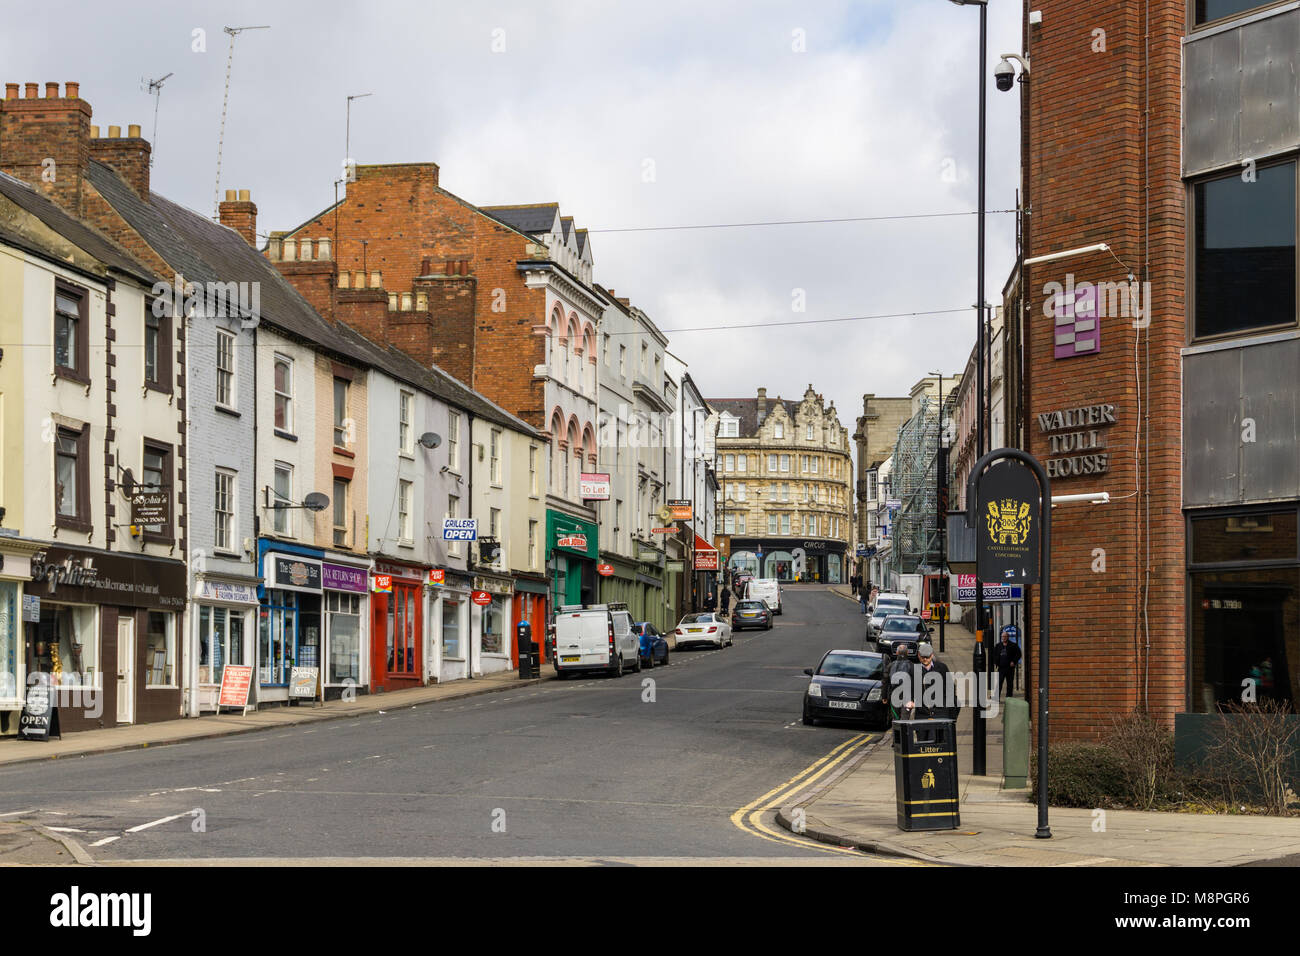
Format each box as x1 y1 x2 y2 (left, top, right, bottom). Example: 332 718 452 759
776 584 1300 866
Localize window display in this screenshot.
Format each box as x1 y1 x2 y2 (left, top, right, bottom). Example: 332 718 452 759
327 591 360 684
482 597 504 654
442 598 461 659
198 606 245 685
29 603 97 687
145 611 175 686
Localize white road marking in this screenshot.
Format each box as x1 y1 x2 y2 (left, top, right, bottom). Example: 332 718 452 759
89 836 120 847
126 811 194 833
45 826 85 833
0 809 37 817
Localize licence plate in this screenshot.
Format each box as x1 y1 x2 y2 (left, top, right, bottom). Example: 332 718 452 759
688 628 702 633
561 656 580 663
828 699 860 710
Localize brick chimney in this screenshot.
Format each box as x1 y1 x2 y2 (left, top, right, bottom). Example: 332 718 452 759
89 122 151 198
0 81 92 213
218 188 258 245
756 386 767 422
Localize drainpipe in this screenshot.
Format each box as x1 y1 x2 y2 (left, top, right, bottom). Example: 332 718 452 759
466 408 475 679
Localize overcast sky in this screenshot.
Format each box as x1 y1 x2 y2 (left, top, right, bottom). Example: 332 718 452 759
2 0 1023 435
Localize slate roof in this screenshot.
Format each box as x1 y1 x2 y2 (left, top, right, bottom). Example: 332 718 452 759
575 228 588 255
706 397 800 437
86 162 541 438
480 202 560 235
0 169 156 283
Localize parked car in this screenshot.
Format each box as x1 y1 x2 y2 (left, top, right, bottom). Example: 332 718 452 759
802 649 890 729
748 578 783 615
867 596 911 639
553 603 639 678
674 611 732 649
731 599 773 631
732 573 754 599
874 614 933 659
633 622 670 668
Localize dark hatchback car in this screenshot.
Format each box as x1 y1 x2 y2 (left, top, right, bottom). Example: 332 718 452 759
874 615 933 660
633 622 670 668
802 649 889 729
731 599 773 631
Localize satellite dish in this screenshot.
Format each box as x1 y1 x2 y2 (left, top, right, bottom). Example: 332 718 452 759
302 492 330 513
418 432 442 449
657 506 672 523
120 468 136 497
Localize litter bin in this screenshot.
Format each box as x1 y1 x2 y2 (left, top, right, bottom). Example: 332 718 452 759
893 718 960 831
516 620 539 680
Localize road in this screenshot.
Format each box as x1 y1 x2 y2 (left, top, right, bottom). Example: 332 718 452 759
0 586 910 865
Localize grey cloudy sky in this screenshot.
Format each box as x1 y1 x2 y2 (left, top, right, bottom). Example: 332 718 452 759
2 0 1023 432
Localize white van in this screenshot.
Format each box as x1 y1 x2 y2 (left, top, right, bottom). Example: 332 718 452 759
748 578 782 615
552 603 640 678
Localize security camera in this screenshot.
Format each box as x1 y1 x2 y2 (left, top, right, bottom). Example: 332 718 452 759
994 58 1016 92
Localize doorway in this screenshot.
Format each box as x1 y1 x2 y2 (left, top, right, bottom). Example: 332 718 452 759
117 615 135 724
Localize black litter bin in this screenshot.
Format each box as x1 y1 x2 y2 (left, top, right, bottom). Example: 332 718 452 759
893 718 960 831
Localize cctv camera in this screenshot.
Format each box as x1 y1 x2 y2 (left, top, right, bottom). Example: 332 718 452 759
994 58 1016 92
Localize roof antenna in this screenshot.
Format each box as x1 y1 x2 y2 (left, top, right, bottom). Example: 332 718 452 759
144 73 173 167
212 25 270 218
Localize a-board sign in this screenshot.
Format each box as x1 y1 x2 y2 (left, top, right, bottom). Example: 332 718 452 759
217 665 253 710
17 677 60 741
290 666 319 699
975 459 1041 585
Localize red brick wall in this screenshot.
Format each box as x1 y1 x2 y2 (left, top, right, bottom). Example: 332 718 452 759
277 163 547 427
1022 0 1186 740
0 82 92 214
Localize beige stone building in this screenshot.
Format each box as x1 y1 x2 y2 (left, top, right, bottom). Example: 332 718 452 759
706 386 852 584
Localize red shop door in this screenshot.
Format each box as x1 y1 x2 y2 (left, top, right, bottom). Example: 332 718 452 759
371 584 423 691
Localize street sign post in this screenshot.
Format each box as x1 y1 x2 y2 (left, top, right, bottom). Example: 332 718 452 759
967 448 1052 839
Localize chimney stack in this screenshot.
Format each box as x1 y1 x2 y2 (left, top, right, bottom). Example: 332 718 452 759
89 121 152 198
0 81 94 212
218 188 259 246
756 387 767 422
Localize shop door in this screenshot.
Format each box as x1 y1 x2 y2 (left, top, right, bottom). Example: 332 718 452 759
370 595 387 692
116 615 135 724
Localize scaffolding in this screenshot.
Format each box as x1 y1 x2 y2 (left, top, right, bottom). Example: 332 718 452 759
885 394 953 582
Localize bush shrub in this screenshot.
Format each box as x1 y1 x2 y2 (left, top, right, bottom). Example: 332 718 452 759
1030 742 1127 808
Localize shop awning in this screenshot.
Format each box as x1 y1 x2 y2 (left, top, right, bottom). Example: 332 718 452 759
693 533 717 555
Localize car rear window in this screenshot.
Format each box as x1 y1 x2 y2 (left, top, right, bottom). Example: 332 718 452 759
681 613 714 624
736 601 764 610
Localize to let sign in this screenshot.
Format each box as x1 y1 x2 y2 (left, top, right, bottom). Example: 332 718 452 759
975 460 1041 585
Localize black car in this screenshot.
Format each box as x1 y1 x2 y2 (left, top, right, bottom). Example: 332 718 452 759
802 649 889 729
731 599 773 631
874 614 933 659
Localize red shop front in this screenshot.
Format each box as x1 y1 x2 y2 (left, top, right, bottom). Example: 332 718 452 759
370 561 425 692
511 576 550 665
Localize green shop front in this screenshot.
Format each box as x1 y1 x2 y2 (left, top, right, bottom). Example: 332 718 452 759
547 511 598 618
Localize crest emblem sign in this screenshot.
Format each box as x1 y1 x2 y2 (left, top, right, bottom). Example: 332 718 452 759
975 460 1041 585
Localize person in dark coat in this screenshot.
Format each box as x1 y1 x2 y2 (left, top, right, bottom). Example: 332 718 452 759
904 642 953 720
994 629 1022 698
704 589 716 612
720 587 731 615
886 644 912 721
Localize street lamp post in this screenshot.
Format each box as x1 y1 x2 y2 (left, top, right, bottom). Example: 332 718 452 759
948 0 989 775
930 371 948 655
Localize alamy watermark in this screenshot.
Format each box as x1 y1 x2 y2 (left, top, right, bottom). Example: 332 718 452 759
151 274 261 329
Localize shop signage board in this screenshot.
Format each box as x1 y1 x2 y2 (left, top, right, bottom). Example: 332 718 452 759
290 666 320 701
129 490 170 526
665 560 684 573
667 500 693 520
651 527 677 535
193 579 259 605
1037 402 1116 479
428 569 445 586
372 574 393 594
975 460 1041 585
29 546 187 609
443 518 478 541
322 563 368 593
694 550 719 571
580 473 611 501
216 665 253 714
271 556 322 592
597 564 614 576
637 549 660 563
956 585 1023 603
17 677 60 741
22 594 40 622
556 533 587 550
471 590 493 606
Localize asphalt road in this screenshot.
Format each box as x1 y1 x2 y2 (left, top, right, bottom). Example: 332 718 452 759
0 586 905 865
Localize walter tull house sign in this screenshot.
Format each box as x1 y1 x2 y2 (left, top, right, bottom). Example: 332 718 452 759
1037 403 1116 479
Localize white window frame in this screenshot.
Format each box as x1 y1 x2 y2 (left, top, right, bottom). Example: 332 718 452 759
272 461 293 536
214 469 236 554
447 413 460 473
736 514 746 534
399 391 414 455
806 423 814 440
768 454 777 472
736 455 747 472
774 421 784 439
398 478 413 544
273 354 294 433
528 519 538 569
216 329 236 410
768 514 778 535
490 429 502 485
447 494 460 556
529 445 539 496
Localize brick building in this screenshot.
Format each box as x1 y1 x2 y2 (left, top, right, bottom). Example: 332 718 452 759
1014 0 1299 740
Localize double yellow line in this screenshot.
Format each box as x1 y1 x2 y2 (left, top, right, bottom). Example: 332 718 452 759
729 733 878 857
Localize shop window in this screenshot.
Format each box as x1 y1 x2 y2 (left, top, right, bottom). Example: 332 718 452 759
198 606 245 685
482 597 505 654
0 583 17 702
1193 161 1296 340
1191 511 1297 564
145 611 175 686
1194 0 1274 25
442 599 462 658
29 603 98 687
326 591 360 685
259 591 296 685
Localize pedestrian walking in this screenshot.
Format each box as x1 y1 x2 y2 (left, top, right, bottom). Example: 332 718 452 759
720 587 731 615
904 642 952 720
850 573 859 596
994 629 1022 699
704 589 716 612
887 644 912 721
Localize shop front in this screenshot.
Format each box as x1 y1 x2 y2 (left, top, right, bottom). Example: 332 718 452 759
474 572 515 675
0 537 38 734
511 574 549 665
547 511 598 616
370 559 425 693
192 576 258 714
18 545 186 732
430 569 473 683
258 544 370 705
727 537 846 584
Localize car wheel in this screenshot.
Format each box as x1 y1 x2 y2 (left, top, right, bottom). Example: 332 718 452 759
610 655 624 678
643 652 653 670
803 707 815 727
662 648 670 666
633 652 642 674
